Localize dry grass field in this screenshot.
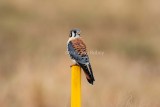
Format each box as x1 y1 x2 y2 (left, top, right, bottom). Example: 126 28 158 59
0 0 160 107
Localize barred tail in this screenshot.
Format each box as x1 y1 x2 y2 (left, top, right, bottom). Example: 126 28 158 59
78 63 95 85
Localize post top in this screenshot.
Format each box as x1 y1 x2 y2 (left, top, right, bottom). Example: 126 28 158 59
70 64 80 68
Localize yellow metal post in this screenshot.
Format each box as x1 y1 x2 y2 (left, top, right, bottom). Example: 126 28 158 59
71 65 81 107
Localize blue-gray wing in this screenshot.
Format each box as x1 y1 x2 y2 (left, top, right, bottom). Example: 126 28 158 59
67 39 95 84
67 41 89 64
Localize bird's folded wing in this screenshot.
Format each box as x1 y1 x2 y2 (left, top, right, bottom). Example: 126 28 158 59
67 39 89 64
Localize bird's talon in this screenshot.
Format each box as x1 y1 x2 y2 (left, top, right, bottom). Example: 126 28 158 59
70 64 78 67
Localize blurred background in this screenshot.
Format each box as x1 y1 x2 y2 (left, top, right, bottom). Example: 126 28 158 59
0 0 160 107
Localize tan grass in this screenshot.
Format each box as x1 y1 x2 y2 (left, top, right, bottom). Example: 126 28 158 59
0 0 160 107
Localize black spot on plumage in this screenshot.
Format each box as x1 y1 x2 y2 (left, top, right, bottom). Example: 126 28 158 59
67 37 95 85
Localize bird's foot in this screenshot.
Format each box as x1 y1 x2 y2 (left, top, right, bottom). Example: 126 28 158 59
70 63 79 67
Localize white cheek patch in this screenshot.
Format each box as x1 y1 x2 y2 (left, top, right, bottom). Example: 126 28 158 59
72 32 75 37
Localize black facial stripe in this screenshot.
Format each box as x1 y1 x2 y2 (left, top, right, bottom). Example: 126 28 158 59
74 31 76 37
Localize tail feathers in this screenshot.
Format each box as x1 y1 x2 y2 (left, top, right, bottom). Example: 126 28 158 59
84 72 94 85
87 78 94 85
78 63 95 85
88 63 95 81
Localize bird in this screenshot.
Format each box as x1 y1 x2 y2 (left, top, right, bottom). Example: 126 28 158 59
67 28 95 85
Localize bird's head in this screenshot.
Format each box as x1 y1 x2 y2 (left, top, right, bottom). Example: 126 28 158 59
69 28 81 38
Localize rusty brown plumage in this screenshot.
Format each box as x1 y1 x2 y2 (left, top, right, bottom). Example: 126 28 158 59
71 38 87 56
67 28 95 84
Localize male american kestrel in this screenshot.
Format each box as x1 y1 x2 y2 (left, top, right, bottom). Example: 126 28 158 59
67 28 95 85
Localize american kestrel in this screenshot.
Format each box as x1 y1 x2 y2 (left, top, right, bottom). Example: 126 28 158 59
67 28 95 85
